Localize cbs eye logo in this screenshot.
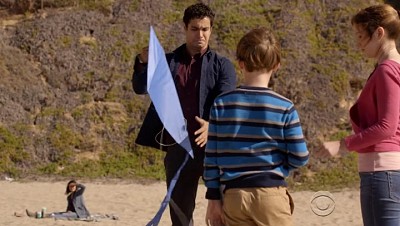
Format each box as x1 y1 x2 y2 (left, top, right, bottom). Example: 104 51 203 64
310 191 335 216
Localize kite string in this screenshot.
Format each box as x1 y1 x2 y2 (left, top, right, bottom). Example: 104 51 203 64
155 128 176 147
155 118 187 147
145 153 190 226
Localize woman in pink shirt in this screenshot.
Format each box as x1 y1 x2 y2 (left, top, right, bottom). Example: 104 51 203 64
319 4 400 226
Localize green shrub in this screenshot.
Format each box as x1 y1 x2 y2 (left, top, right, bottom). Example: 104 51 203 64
37 146 166 179
48 124 82 164
0 126 29 177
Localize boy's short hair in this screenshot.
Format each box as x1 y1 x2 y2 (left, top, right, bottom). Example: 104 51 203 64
183 3 215 27
236 27 280 72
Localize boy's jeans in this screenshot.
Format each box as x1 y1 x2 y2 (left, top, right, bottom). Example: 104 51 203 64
360 171 400 226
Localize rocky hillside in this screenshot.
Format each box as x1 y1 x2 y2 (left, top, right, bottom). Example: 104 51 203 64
0 0 392 182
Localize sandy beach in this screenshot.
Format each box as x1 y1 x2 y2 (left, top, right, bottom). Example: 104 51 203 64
0 179 362 226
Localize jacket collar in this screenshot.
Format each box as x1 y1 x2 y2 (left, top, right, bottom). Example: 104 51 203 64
173 44 211 59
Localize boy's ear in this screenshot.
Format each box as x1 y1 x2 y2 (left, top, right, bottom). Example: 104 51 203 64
238 60 245 70
273 63 281 72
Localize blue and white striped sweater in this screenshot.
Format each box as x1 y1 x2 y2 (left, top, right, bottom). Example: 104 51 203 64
204 86 309 199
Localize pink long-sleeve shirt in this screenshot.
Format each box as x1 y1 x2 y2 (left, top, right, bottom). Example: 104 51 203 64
345 60 400 153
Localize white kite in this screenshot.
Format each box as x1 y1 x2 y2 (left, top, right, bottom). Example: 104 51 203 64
146 26 193 226
147 26 193 158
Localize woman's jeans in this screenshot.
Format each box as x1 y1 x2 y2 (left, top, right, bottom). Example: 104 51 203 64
360 171 400 226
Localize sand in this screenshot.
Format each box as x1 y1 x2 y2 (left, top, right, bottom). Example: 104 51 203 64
0 179 362 226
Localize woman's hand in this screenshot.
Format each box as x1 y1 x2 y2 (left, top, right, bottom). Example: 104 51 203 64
315 139 349 158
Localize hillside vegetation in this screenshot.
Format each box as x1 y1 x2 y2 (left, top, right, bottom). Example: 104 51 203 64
0 0 394 190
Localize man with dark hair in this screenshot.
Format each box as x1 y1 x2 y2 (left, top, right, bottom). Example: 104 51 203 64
132 3 236 226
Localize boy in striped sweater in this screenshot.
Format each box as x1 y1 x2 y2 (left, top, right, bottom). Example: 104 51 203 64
203 27 309 226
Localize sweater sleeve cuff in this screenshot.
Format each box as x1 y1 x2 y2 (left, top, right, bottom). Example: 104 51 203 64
205 188 221 200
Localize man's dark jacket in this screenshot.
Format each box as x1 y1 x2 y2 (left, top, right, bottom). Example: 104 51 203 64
131 44 237 150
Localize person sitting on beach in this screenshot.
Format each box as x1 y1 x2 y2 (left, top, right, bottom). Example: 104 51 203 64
26 180 91 220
